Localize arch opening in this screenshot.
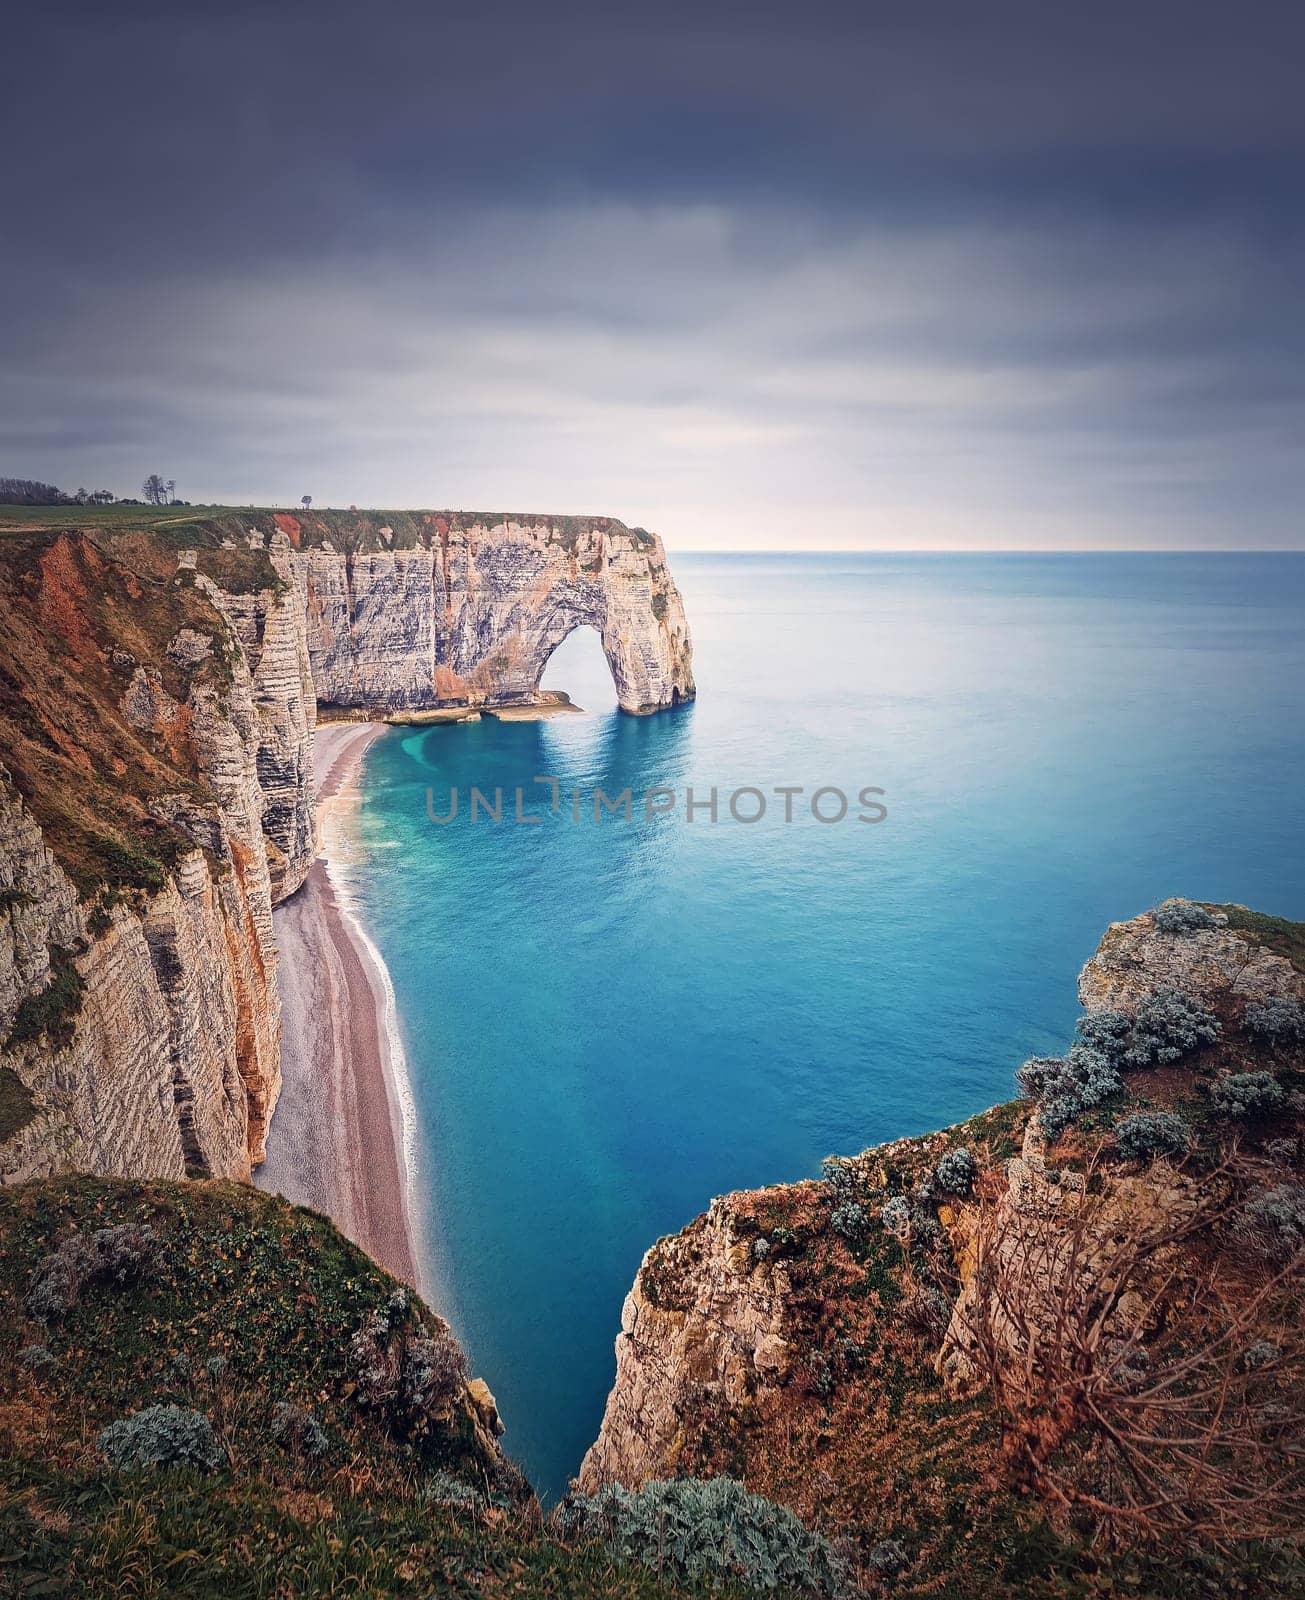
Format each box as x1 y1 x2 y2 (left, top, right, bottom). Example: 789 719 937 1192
539 624 619 713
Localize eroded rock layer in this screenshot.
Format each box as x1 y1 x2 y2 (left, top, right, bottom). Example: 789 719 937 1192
0 531 315 1183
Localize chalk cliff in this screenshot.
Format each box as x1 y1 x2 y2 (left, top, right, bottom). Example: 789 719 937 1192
0 507 695 1188
286 512 695 716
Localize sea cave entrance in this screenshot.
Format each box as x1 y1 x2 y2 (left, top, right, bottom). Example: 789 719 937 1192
539 624 619 714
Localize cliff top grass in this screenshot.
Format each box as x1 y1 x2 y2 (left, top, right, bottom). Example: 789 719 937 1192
0 1176 766 1600
1214 904 1305 974
0 502 651 557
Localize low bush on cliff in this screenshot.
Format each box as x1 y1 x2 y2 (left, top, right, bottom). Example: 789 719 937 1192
1237 1182 1305 1261
1211 1071 1286 1121
554 1478 854 1597
1125 987 1221 1067
830 1202 867 1239
1017 1044 1123 1137
97 1404 222 1472
1017 990 1221 1137
1244 998 1305 1044
4 947 84 1051
1112 1110 1191 1162
1153 899 1220 935
26 1223 157 1321
933 1147 977 1196
0 1065 36 1141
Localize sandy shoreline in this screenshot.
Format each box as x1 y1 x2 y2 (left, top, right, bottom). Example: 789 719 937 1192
255 722 419 1287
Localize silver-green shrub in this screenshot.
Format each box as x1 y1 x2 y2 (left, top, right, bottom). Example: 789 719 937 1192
1113 1110 1191 1162
1153 900 1219 935
97 1404 221 1471
1238 1183 1305 1262
26 1224 156 1322
830 1202 866 1239
933 1147 977 1196
1244 998 1305 1044
1124 987 1220 1067
270 1401 328 1460
820 1155 856 1191
553 1477 853 1595
1018 1045 1123 1138
1240 1339 1280 1371
1212 1072 1285 1120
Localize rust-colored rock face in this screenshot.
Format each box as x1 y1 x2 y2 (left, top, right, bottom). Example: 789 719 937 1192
1078 906 1305 1013
579 1199 795 1492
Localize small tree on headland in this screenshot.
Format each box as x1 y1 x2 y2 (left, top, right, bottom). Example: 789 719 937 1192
142 474 167 506
301 494 312 511
165 479 176 504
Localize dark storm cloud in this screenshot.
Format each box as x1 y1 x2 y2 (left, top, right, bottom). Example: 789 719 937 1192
3 0 1303 545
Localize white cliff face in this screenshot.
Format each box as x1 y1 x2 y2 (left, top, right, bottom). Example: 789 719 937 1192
199 534 318 900
578 1198 793 1491
0 776 278 1185
296 518 695 715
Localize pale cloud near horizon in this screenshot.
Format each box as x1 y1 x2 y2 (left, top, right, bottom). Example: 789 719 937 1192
3 3 1303 550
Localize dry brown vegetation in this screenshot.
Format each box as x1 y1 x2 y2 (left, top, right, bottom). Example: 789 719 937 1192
960 1144 1304 1549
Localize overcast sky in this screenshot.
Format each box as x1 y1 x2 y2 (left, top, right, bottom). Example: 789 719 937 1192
4 1 1303 548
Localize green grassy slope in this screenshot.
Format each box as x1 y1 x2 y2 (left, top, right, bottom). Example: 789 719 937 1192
0 1177 770 1599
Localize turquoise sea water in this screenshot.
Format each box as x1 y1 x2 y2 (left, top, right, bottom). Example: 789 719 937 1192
348 553 1305 1501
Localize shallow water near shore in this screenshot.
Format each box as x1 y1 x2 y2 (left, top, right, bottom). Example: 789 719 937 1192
347 552 1305 1501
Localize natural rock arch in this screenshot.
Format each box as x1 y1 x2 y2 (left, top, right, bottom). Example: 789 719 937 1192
295 515 694 716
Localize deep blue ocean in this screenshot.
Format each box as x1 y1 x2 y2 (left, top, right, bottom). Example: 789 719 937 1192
346 553 1305 1501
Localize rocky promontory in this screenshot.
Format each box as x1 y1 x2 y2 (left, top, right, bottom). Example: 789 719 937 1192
581 901 1305 1593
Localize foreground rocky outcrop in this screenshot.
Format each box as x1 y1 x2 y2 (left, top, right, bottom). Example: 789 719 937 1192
582 901 1305 1594
0 1176 855 1600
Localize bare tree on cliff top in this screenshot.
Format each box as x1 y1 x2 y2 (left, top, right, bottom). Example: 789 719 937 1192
961 1144 1304 1549
142 474 167 505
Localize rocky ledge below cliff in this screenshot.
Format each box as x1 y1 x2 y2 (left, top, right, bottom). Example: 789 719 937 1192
581 900 1305 1598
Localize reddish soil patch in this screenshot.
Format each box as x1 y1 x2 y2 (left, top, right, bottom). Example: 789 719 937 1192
273 513 302 548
